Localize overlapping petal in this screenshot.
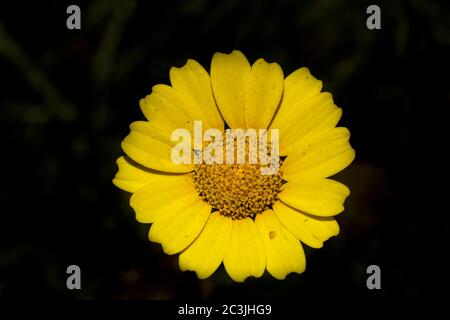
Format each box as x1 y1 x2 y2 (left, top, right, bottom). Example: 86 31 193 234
211 50 283 130
113 156 188 193
149 198 211 255
130 176 199 223
282 127 355 180
255 210 306 280
270 68 342 155
179 212 232 279
122 129 192 173
279 179 350 216
170 59 224 131
273 202 339 248
223 218 266 282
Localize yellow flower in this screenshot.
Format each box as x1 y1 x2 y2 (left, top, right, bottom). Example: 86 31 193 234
113 50 355 282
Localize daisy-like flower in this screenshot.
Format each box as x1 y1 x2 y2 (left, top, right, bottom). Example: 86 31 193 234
113 50 355 282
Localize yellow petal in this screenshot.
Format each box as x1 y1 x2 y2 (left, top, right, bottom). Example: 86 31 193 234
149 198 211 255
255 210 306 280
283 67 323 103
280 105 342 156
270 67 342 155
211 50 250 129
130 176 199 223
279 179 350 216
170 59 224 131
179 212 232 279
113 156 189 193
243 58 284 129
129 120 177 146
139 84 193 130
223 218 266 282
282 127 355 179
273 201 339 248
122 130 192 173
270 67 322 133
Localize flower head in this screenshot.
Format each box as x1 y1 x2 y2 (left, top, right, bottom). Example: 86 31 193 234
113 50 355 281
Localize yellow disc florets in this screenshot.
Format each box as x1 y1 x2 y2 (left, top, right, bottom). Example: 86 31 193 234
192 136 283 220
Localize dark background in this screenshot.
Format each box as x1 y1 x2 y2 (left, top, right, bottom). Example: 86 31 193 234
0 0 449 300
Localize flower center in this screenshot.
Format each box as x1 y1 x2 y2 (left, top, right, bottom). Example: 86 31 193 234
192 138 283 219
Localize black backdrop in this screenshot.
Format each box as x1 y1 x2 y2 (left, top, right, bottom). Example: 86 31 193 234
0 0 449 301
